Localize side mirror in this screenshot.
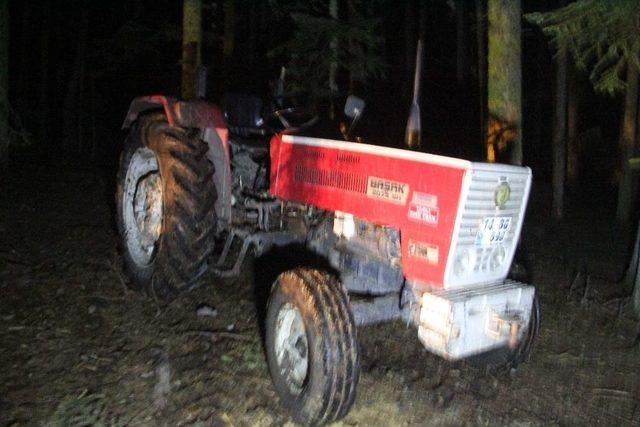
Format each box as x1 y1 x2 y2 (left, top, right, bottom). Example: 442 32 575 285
342 95 365 141
344 95 365 118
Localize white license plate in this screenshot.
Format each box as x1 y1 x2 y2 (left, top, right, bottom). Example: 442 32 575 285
476 216 511 246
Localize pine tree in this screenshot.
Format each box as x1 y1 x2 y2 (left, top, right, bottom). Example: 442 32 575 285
270 0 385 103
526 0 640 95
527 1 640 317
527 1 640 225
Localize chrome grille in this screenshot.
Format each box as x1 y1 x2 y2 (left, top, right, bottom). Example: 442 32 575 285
445 164 532 288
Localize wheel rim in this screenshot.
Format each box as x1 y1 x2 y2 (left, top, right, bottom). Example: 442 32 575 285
274 302 309 395
123 148 163 267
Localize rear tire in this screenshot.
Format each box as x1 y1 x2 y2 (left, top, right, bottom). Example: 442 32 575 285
265 268 360 426
116 113 217 299
468 295 540 374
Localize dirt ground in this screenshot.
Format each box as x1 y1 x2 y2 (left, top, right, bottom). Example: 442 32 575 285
1 164 639 426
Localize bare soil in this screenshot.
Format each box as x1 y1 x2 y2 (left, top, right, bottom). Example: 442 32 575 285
1 165 639 426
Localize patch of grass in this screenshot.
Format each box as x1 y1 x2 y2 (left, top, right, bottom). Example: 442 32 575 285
219 339 266 372
44 390 133 427
242 340 266 371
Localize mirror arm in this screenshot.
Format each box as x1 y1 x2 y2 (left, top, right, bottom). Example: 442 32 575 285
345 111 362 141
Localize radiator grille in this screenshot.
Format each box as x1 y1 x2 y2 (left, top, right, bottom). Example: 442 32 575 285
446 165 531 288
458 173 527 253
294 165 367 194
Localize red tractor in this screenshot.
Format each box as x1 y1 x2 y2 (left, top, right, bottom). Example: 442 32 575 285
117 93 539 425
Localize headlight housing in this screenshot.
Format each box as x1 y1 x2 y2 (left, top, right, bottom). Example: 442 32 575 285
453 247 476 277
489 244 507 272
444 165 532 288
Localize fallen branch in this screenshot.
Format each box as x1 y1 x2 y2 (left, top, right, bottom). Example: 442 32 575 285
184 330 254 342
586 401 636 424
105 257 131 296
83 295 124 302
0 255 31 267
568 267 584 301
581 274 591 307
602 296 629 307
591 387 632 400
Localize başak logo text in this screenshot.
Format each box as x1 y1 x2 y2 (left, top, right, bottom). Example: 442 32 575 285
366 176 409 205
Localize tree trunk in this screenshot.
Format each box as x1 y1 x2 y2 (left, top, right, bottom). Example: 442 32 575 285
258 2 270 59
347 0 356 91
181 0 202 100
39 2 50 143
17 2 28 114
625 134 640 317
329 0 339 118
222 0 234 62
62 9 88 151
487 0 522 165
456 0 466 85
552 45 568 220
566 63 579 188
626 222 640 317
404 0 417 99
54 5 65 142
247 1 257 68
418 1 426 43
616 64 639 228
475 0 486 148
77 46 86 154
0 0 8 170
634 262 640 319
530 0 547 166
90 77 97 160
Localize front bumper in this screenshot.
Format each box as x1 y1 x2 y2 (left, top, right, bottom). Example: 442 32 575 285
417 280 535 360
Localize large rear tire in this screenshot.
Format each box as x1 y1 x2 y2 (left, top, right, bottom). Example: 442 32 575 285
265 268 360 426
116 113 217 299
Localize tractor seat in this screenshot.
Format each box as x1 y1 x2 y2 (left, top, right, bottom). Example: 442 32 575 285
222 93 268 138
222 93 271 160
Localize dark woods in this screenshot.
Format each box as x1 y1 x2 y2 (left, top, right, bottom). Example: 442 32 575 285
1 0 630 200
2 1 537 165
9 1 183 163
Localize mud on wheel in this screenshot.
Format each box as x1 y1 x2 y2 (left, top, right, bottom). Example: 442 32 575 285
116 113 217 299
265 268 360 426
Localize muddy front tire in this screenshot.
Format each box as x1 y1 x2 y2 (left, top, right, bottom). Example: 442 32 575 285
116 113 217 299
265 268 360 426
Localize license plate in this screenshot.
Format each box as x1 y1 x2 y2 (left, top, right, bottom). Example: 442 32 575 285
476 216 511 246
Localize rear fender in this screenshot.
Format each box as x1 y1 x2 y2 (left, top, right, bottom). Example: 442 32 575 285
123 96 232 228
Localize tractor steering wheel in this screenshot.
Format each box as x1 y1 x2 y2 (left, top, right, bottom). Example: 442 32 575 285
272 107 319 134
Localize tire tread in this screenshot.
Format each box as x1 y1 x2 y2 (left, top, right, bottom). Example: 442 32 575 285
267 268 359 426
116 113 217 299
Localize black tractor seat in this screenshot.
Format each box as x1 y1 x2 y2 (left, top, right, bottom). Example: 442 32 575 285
222 92 319 161
222 92 271 160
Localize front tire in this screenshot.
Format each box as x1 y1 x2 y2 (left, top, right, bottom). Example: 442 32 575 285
265 268 360 426
116 113 217 299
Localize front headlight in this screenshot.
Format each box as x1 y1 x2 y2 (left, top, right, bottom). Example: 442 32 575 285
453 247 476 277
489 244 507 272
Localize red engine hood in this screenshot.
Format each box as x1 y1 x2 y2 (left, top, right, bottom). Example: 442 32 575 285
270 134 471 288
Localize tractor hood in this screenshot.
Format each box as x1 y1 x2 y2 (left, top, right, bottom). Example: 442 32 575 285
269 134 531 289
